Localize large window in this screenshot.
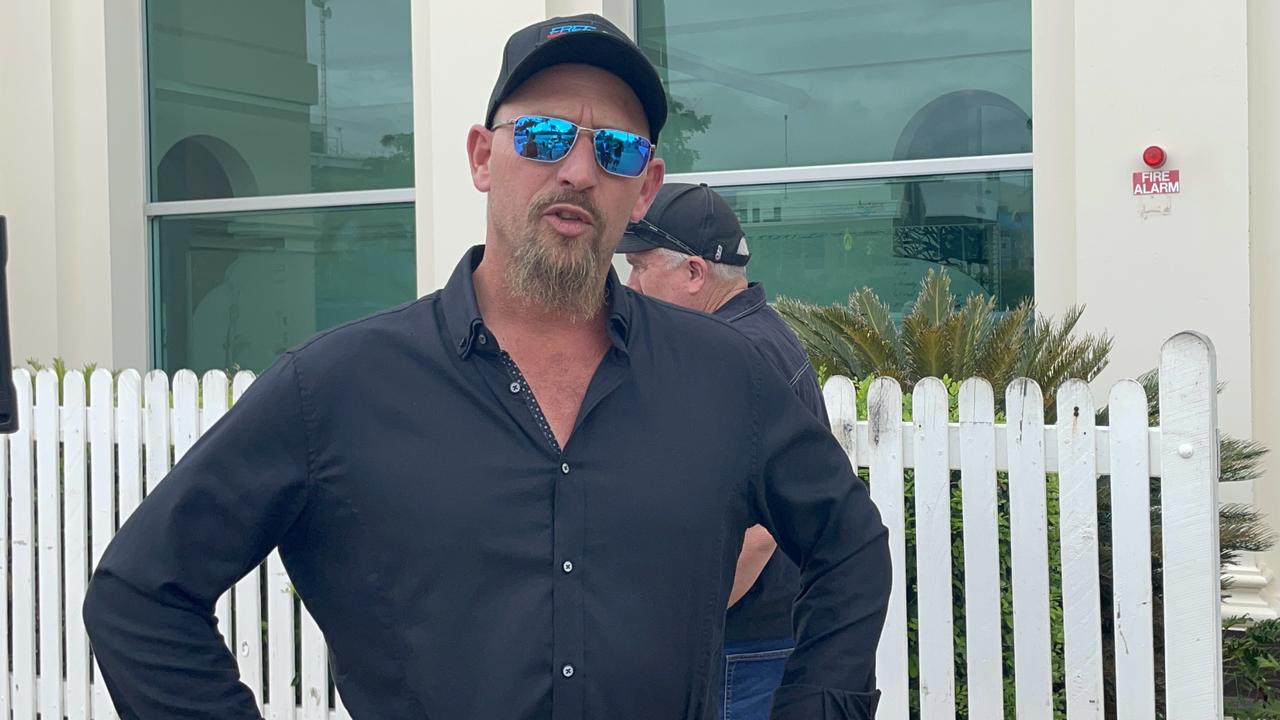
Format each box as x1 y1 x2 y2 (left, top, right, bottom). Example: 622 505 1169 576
148 0 414 200
636 0 1032 308
721 172 1032 310
146 0 416 373
153 205 415 373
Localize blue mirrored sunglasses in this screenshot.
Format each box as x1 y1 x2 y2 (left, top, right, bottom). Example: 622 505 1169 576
493 115 654 178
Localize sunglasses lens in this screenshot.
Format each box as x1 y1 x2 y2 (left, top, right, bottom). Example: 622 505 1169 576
594 129 653 177
512 116 576 162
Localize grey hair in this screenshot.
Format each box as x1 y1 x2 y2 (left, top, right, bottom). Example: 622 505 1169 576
652 247 747 284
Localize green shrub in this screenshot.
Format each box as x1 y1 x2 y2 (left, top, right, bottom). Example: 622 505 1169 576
1225 617 1280 718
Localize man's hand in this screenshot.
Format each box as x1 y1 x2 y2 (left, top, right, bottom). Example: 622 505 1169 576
728 524 778 607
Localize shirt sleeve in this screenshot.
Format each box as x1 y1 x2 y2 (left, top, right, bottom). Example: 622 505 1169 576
83 353 314 718
795 363 830 427
746 354 891 720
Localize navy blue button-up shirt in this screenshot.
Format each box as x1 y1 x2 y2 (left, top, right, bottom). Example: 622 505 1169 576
84 247 890 719
718 283 829 646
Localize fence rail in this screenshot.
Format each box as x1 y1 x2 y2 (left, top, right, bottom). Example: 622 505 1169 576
1 332 1222 719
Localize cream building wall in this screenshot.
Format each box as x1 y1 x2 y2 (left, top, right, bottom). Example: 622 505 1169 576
1249 0 1280 607
1033 0 1279 613
0 1 149 372
410 0 618 291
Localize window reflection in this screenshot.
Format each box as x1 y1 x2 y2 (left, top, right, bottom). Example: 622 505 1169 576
147 0 415 200
720 172 1033 311
636 0 1032 172
153 205 416 373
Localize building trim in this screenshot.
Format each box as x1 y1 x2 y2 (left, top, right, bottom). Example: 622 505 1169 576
145 188 416 217
1222 560 1280 624
666 152 1033 188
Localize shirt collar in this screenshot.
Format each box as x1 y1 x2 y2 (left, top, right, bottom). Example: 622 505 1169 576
441 245 634 359
713 282 767 323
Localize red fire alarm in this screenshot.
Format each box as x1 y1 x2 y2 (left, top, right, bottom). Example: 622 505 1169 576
1143 145 1167 169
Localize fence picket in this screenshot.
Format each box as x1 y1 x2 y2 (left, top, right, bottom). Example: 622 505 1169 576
1006 378 1054 719
35 370 64 719
301 607 329 719
230 371 264 708
959 379 1003 719
201 370 235 652
1109 380 1156 720
89 369 118 719
64 371 92 718
235 564 265 708
823 376 858 466
913 378 955 717
867 378 908 719
143 370 171 495
172 370 199 462
1057 380 1105 718
10 369 34 718
117 370 144 521
233 371 256 402
267 549 297 720
1159 333 1222 719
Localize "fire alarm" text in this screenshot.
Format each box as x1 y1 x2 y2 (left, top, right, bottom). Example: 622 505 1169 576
1132 170 1180 195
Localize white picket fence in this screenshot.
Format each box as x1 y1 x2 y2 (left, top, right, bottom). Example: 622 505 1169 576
0 332 1221 719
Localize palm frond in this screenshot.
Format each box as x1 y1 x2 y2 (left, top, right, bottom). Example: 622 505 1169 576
911 268 954 326
1017 305 1110 418
902 313 949 379
943 293 995 381
816 303 901 377
849 288 901 354
1221 437 1270 484
975 302 1032 398
1220 503 1276 564
775 297 862 377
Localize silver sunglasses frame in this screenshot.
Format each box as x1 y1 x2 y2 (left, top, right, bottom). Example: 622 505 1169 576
493 115 654 177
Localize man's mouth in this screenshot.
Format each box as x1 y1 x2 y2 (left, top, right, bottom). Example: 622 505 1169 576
542 204 594 237
544 205 593 225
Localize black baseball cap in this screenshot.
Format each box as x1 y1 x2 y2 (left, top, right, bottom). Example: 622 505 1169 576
485 14 668 143
617 183 751 267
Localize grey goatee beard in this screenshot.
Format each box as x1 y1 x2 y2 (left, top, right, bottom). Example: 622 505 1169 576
505 193 610 321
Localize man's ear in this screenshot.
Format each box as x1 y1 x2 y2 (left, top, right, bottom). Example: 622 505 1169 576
631 157 666 221
686 256 709 294
467 124 495 193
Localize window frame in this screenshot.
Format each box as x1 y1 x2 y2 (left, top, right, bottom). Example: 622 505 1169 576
625 1 1034 305
141 0 417 368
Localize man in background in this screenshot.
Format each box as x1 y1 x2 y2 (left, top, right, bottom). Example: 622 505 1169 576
620 183 838 720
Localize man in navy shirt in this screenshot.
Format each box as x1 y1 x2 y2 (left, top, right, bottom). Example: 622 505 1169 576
84 14 889 719
620 183 832 720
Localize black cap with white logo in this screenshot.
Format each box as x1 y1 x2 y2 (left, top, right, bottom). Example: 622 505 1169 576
617 183 751 267
485 14 668 143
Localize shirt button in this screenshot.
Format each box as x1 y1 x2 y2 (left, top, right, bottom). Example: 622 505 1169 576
509 381 521 394
478 333 488 345
562 664 575 678
561 462 570 475
562 560 574 573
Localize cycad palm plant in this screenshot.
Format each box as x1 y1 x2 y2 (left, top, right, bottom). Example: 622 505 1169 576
774 269 1112 417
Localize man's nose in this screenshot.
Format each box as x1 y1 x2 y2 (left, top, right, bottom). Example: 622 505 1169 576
556 133 599 190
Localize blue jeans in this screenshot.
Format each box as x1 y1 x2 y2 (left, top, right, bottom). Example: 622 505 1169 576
715 639 793 720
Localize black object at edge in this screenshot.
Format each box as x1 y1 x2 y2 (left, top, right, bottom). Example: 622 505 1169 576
0 217 18 434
